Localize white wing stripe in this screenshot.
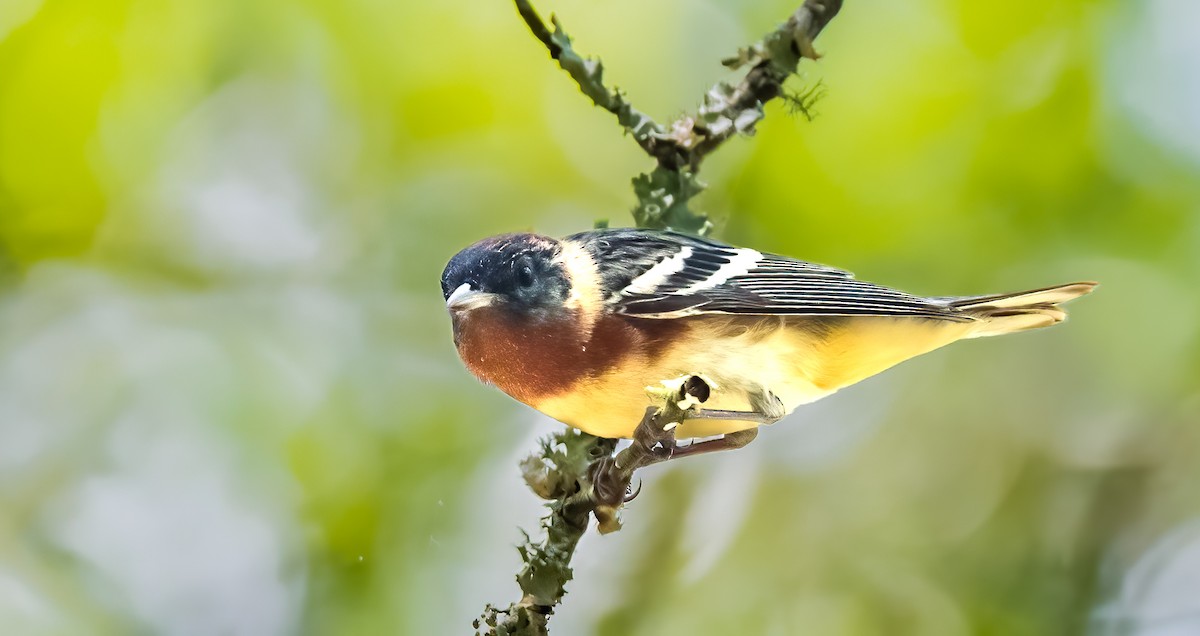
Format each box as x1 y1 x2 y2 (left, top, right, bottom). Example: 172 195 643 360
622 246 694 295
679 248 763 293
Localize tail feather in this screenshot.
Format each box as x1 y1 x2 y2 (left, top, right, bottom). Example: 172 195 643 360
941 281 1097 338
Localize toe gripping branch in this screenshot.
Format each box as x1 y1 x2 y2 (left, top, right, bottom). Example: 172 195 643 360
489 376 763 631
583 375 713 534
528 373 765 536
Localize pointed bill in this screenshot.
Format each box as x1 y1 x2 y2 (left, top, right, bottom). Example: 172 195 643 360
446 283 496 312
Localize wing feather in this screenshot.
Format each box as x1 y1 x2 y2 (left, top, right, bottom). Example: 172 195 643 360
571 229 967 321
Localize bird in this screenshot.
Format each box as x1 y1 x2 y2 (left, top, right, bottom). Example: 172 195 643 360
441 228 1095 458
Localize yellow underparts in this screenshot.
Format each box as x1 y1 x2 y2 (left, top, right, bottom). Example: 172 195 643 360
532 315 977 439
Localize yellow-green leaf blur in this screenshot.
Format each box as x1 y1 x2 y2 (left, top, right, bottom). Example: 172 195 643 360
1 0 1198 635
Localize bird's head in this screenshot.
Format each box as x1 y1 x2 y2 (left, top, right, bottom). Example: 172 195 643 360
441 233 571 321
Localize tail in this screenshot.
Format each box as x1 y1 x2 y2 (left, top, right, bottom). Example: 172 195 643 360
941 281 1098 338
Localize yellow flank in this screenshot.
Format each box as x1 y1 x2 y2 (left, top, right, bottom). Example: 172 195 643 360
531 278 1098 440
533 314 979 439
809 316 977 391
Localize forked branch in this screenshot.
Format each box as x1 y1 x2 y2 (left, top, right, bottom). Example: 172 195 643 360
476 2 844 634
513 0 843 235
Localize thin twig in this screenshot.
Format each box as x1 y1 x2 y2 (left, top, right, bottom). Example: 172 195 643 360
689 0 843 167
513 0 558 55
514 0 842 172
512 0 841 237
513 0 674 163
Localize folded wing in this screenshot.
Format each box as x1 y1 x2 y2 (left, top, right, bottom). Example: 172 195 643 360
577 229 966 321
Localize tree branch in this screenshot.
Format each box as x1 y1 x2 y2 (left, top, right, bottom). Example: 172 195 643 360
476 389 699 636
513 0 672 163
691 0 843 166
514 0 842 235
476 2 845 634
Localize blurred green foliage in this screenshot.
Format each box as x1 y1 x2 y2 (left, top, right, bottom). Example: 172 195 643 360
1 0 1199 635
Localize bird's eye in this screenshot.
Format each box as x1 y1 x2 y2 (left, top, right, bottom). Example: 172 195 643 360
517 265 535 289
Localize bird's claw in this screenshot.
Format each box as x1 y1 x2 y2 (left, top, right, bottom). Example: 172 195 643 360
588 456 625 506
623 479 643 503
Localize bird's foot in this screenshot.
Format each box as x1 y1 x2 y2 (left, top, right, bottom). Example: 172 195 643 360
668 427 759 459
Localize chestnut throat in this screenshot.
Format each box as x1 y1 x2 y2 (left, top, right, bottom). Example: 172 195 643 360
452 304 672 404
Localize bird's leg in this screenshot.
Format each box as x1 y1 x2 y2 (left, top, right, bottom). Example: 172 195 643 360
596 376 781 494
590 406 676 507
682 410 775 424
659 386 782 458
590 379 777 522
666 426 758 459
682 387 787 426
644 382 782 464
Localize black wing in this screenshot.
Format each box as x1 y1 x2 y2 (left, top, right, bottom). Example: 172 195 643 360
569 229 968 321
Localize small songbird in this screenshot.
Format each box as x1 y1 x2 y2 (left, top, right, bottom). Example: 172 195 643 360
441 228 1094 457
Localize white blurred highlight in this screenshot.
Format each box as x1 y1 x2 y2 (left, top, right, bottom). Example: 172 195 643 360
1108 0 1200 166
1093 520 1200 635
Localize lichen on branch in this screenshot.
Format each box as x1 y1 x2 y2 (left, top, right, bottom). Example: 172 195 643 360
475 397 696 636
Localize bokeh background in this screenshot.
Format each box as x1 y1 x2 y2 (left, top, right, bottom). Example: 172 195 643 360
2 0 1199 634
